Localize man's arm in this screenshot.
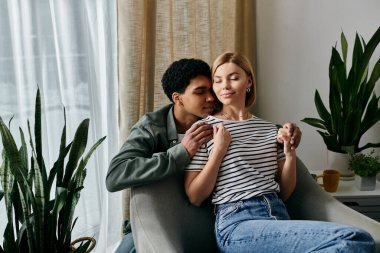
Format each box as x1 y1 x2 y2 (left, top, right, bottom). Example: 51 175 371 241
106 122 213 192
106 126 190 192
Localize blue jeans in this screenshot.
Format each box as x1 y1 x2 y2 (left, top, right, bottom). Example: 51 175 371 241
215 193 375 253
115 232 135 253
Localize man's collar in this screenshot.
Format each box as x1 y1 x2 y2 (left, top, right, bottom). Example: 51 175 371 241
167 105 178 141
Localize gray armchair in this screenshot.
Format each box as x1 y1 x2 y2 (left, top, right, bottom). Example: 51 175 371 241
130 157 380 252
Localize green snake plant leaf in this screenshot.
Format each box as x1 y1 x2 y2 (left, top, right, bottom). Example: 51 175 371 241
56 108 67 187
329 66 342 136
341 31 348 68
62 136 105 246
350 33 364 90
0 150 15 245
31 155 45 253
300 118 326 130
3 223 16 253
34 89 47 186
17 184 35 253
61 185 84 247
360 94 380 137
0 119 36 253
361 57 380 112
16 219 29 252
52 187 69 252
71 217 78 233
357 27 380 83
62 119 89 187
1 111 38 253
48 143 72 195
19 128 29 174
74 136 106 184
342 108 361 147
314 90 332 133
0 118 32 201
317 130 340 152
52 187 68 217
27 116 47 248
11 182 23 233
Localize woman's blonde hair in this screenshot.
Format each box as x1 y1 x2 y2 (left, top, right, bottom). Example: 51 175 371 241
211 52 256 109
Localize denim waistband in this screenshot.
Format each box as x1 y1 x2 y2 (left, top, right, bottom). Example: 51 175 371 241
214 192 279 213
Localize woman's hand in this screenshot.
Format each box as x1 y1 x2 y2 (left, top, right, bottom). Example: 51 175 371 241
184 123 231 206
277 128 297 201
213 123 231 154
277 122 302 150
277 128 296 157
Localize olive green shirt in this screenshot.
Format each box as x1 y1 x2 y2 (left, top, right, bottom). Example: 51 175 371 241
106 104 190 192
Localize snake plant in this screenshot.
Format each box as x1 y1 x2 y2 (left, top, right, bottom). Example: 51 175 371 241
0 89 106 253
302 27 380 154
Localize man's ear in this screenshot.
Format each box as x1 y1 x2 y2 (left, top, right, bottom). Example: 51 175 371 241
172 92 182 105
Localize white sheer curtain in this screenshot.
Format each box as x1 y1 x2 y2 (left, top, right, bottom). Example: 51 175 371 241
0 0 121 252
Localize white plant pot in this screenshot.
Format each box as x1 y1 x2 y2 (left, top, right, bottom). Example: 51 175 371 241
355 175 376 191
326 150 354 178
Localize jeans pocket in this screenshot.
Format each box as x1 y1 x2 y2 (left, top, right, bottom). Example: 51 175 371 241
216 202 240 232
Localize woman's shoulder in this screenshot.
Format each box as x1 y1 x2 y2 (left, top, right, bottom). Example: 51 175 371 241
250 116 277 128
197 115 223 125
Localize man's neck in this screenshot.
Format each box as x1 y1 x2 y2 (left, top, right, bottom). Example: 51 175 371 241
173 106 199 134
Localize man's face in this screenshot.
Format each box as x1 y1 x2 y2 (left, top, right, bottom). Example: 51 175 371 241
178 75 215 119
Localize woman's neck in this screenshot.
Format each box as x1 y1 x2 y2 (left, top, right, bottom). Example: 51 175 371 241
217 107 250 121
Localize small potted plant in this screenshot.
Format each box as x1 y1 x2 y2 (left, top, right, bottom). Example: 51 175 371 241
349 150 380 191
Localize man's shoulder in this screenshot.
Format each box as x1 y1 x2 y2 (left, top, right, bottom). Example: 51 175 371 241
135 104 172 128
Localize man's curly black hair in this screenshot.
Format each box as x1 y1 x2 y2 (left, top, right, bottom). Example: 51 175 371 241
161 58 211 102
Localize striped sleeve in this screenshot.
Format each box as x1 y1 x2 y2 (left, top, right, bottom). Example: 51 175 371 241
185 143 209 171
277 143 286 161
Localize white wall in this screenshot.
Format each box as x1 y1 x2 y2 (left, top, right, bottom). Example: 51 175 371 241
255 0 380 171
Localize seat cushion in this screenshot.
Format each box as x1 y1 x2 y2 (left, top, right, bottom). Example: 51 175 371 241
130 174 218 253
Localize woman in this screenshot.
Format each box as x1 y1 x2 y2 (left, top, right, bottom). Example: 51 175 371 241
184 52 375 253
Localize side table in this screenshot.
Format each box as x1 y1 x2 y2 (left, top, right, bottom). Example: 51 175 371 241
310 170 380 222
331 179 380 222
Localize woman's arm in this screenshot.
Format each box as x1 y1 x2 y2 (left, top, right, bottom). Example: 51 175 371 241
277 129 297 201
184 124 231 206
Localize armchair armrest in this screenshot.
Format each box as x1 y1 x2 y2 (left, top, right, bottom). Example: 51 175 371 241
130 174 218 253
286 157 380 252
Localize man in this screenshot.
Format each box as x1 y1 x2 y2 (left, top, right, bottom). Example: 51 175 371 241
106 58 301 252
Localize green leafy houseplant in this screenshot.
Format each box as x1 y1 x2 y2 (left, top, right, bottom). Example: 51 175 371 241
349 150 380 177
0 89 106 253
301 27 380 154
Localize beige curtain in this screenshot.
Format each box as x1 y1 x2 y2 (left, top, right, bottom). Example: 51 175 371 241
117 0 256 220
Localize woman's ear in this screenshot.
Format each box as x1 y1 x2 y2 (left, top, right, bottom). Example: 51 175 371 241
247 77 252 89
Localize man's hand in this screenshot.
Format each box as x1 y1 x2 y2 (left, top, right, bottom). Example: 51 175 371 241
277 122 302 150
182 122 213 157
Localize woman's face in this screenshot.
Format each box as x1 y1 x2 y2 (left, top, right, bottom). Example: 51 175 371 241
213 62 251 107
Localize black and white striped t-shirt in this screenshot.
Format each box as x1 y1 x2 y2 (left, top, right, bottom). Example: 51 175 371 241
186 115 285 205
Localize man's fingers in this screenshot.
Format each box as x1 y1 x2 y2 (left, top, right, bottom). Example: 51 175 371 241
187 122 207 133
187 124 213 140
